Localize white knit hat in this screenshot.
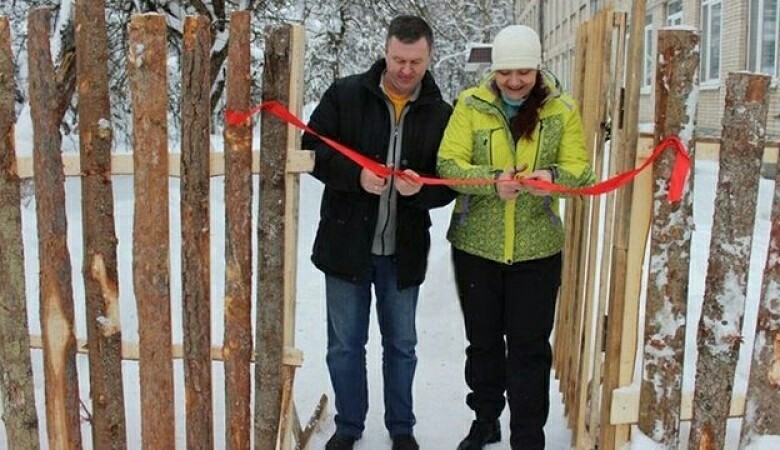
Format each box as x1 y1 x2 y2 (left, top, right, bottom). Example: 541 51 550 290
490 25 542 71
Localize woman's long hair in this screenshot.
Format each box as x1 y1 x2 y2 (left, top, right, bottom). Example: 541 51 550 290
508 71 549 142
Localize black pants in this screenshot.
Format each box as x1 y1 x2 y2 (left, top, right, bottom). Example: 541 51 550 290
453 248 562 450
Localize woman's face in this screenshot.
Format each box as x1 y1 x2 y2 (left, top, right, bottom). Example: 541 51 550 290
494 69 538 101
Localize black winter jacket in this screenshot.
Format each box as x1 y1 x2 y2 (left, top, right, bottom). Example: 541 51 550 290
303 59 455 289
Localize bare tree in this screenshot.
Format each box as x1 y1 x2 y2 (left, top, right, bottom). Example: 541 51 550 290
1 0 513 146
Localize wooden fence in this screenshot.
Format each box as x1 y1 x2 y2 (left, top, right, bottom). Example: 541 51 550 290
2 4 779 450
0 5 322 450
555 6 780 450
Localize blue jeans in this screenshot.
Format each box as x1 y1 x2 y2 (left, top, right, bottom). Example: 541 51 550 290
325 255 419 438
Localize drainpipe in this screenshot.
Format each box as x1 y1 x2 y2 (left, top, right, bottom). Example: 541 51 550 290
538 0 544 59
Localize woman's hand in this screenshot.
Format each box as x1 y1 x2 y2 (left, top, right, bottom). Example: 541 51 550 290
519 169 553 196
496 165 525 201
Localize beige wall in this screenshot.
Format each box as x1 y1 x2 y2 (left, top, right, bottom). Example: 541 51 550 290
516 0 780 140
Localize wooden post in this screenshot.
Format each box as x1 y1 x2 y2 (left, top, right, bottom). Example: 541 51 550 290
689 73 770 450
255 23 305 450
574 8 614 449
558 21 588 423
589 10 627 449
181 14 213 450
28 8 82 449
224 11 253 450
600 0 646 448
0 16 41 450
75 1 128 447
638 28 699 447
128 14 176 449
741 97 780 448
279 22 307 450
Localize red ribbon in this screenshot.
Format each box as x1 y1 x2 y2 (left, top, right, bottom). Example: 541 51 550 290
226 101 690 202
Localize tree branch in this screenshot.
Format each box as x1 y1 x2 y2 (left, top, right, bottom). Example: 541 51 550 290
54 48 76 123
50 14 77 126
212 0 226 30
188 0 212 19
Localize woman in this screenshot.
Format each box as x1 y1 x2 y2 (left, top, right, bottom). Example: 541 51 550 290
437 25 595 450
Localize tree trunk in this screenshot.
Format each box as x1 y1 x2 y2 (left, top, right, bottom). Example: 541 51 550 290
0 16 41 450
181 14 213 450
638 29 699 447
28 9 82 450
75 1 128 447
741 128 780 448
255 23 296 450
224 11 253 450
688 72 770 450
128 14 175 450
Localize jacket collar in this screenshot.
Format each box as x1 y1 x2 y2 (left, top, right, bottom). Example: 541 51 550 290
362 59 442 104
468 69 566 117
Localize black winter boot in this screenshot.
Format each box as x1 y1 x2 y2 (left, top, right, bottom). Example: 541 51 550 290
392 434 420 450
456 420 501 450
325 432 357 450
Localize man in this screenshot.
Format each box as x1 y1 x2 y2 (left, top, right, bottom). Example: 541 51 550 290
302 15 454 450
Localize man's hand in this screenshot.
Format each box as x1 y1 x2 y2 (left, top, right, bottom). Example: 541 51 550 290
360 168 388 195
395 169 423 196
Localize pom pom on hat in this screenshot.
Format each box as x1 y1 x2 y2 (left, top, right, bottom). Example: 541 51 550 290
490 25 542 71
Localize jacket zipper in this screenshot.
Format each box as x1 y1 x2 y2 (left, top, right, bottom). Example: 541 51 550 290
532 121 543 171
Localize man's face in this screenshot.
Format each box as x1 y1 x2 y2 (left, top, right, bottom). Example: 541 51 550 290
383 36 431 96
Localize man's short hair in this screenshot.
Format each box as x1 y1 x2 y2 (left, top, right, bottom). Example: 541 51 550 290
386 15 433 51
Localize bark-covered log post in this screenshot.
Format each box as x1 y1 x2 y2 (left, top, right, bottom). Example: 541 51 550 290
181 14 213 450
28 8 82 449
741 87 780 448
687 72 770 449
224 11 253 450
254 23 306 450
75 1 127 447
638 28 699 447
0 16 41 450
128 14 175 449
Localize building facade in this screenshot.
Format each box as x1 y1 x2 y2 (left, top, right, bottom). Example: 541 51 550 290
515 0 780 139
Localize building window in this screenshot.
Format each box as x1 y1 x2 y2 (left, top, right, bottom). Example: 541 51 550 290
701 0 722 83
643 14 654 90
749 0 779 77
591 0 601 16
667 0 683 26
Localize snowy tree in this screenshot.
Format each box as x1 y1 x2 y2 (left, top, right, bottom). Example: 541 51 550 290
377 0 513 101
1 0 513 147
301 1 389 102
103 0 295 146
0 0 76 134
300 0 512 103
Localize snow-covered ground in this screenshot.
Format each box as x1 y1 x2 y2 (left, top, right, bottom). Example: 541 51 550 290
0 149 775 449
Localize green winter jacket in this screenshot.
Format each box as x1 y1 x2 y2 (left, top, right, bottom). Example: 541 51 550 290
436 75 595 264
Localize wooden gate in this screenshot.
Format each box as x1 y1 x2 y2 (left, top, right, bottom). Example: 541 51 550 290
558 5 780 450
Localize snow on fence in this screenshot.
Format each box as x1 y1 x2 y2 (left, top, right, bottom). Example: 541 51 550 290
555 10 780 450
0 6 319 450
